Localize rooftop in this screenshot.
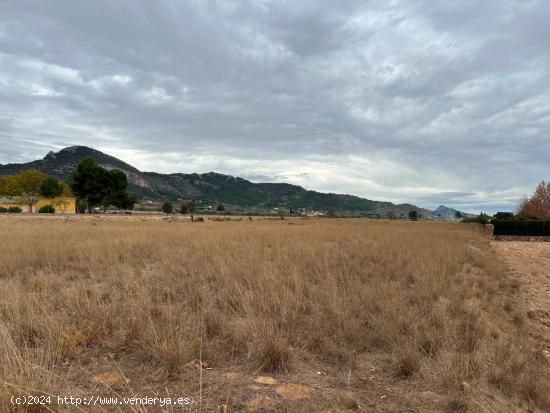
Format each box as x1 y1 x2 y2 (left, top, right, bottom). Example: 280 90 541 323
0 197 16 203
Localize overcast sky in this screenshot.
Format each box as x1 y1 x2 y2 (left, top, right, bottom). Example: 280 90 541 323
1 0 549 212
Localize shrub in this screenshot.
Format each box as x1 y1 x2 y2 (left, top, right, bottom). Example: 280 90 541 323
447 398 468 413
162 202 174 214
408 210 418 221
492 220 550 236
38 205 55 214
216 203 225 211
398 351 420 377
180 204 188 214
0 207 7 213
253 331 292 373
338 393 359 410
7 206 22 213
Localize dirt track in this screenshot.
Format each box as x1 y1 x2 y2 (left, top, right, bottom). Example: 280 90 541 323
493 241 550 359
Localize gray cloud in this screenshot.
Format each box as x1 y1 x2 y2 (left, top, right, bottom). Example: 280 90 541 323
1 0 549 212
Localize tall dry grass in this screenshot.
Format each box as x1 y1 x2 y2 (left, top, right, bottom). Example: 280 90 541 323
0 216 548 412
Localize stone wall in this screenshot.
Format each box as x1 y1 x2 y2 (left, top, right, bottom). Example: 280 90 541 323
493 235 550 242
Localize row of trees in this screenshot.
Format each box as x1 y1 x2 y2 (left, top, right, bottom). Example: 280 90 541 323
0 169 72 213
460 181 550 224
0 157 136 213
162 202 226 214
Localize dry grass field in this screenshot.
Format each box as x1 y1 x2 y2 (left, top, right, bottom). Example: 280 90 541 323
1 216 549 412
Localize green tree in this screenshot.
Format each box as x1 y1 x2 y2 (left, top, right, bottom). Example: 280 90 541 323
162 202 174 214
408 210 418 221
454 211 462 219
180 204 189 214
0 176 8 195
216 203 225 211
72 158 107 212
479 212 491 224
119 193 137 210
40 176 64 198
72 157 134 213
103 169 130 211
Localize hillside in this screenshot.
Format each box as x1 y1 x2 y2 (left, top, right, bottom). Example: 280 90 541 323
1 146 431 214
434 204 473 218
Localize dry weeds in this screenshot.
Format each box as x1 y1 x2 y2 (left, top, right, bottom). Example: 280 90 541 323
0 216 549 412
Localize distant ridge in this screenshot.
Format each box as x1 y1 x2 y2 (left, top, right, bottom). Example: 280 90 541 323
434 205 473 218
0 146 439 215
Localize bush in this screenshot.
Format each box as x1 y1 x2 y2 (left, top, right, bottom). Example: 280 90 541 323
162 202 174 214
38 205 56 214
0 207 7 213
7 206 22 213
180 204 188 214
492 220 550 236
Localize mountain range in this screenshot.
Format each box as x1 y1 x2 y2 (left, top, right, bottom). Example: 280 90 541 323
0 146 468 217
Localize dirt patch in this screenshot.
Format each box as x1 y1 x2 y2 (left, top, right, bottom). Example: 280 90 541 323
254 376 278 385
90 370 126 385
275 383 311 400
493 241 550 358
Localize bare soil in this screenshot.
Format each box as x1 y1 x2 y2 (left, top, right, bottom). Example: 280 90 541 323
492 241 550 360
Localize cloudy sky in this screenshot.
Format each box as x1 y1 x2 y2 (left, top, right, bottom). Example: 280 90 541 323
1 0 549 212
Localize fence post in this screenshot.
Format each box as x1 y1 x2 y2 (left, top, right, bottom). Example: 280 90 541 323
484 223 494 240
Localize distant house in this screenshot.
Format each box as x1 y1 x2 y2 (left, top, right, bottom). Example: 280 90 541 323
0 197 18 209
306 211 325 217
